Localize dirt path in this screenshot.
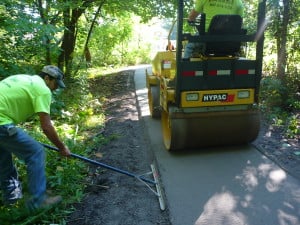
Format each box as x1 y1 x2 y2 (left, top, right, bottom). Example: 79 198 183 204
66 70 170 225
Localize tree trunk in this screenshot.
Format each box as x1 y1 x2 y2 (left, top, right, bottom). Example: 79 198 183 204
276 0 290 81
58 8 79 76
83 3 103 68
58 0 96 76
37 0 52 64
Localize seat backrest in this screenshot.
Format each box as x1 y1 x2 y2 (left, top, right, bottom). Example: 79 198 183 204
204 15 243 56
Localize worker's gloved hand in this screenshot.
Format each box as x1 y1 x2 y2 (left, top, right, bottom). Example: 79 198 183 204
187 20 195 26
60 145 71 157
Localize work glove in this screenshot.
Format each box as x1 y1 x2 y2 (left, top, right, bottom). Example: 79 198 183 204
188 20 195 26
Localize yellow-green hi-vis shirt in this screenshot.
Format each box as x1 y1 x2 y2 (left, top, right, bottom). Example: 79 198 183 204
194 0 244 31
0 75 51 125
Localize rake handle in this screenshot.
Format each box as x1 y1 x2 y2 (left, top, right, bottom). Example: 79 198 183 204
42 143 156 185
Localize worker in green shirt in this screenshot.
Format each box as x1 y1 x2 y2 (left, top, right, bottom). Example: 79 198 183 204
184 0 244 59
0 65 71 211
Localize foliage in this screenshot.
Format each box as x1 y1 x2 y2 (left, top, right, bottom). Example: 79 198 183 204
257 0 300 138
264 0 300 78
260 76 300 139
85 14 153 67
1 0 175 77
260 77 287 109
0 0 64 77
286 115 300 138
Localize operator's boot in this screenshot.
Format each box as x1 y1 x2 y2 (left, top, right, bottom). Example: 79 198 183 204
1 176 23 205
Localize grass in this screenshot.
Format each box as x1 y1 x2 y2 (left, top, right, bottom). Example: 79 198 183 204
260 76 300 139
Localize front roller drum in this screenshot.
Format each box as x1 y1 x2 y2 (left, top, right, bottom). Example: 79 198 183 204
162 109 260 151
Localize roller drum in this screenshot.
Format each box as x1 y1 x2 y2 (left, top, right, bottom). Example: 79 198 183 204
162 109 260 151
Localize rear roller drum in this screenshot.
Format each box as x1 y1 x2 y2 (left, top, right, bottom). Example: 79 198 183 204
161 109 260 151
148 84 161 118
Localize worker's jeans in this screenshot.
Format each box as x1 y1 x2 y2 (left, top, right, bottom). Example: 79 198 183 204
0 124 46 207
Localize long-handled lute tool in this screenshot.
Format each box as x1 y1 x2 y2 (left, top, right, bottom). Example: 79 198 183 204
42 143 166 210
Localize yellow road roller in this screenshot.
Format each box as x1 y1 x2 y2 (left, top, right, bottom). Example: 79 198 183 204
146 0 266 150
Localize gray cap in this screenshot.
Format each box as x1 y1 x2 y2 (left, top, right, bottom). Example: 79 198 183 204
42 65 66 88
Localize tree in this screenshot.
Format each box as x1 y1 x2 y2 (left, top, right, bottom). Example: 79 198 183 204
57 0 177 75
0 0 177 77
271 0 290 80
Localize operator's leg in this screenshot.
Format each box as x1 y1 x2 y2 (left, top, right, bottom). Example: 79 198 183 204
183 42 195 59
0 125 46 208
183 42 205 59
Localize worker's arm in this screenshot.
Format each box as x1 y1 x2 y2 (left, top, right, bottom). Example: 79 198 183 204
188 9 200 22
38 112 71 156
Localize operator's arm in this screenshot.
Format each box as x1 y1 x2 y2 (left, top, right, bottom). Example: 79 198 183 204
38 112 71 156
188 9 200 21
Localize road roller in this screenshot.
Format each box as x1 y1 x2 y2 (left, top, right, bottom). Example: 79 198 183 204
146 0 266 150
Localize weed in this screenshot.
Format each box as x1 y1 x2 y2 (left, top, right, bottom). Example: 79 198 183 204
286 115 300 138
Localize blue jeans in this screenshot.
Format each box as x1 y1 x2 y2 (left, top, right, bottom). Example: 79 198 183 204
0 124 46 207
183 42 205 59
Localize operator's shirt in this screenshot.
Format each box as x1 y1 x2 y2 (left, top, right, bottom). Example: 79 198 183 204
0 75 51 125
195 0 244 31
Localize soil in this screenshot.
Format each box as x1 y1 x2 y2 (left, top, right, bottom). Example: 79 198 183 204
66 69 299 225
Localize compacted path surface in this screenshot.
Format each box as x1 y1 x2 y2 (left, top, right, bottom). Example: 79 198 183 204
135 65 300 225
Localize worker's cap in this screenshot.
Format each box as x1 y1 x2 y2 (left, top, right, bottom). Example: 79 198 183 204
42 65 66 88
